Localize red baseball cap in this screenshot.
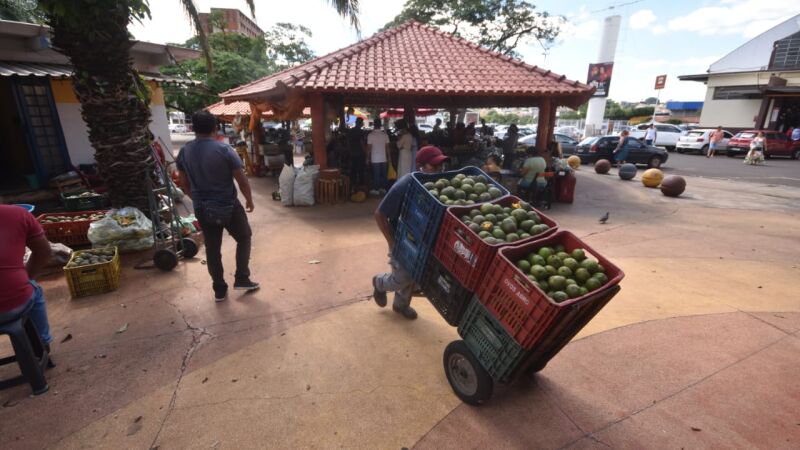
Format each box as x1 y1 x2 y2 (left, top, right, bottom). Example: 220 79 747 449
416 146 448 166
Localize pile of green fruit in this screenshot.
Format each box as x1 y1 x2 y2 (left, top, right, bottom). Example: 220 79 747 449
40 212 105 224
460 201 551 244
423 173 504 206
66 248 116 268
514 244 609 303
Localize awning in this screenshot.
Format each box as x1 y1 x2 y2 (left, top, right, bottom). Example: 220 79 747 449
764 86 800 96
0 61 200 85
380 108 438 119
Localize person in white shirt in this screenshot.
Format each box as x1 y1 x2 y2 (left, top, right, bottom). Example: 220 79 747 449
367 120 391 195
395 120 414 178
644 124 657 146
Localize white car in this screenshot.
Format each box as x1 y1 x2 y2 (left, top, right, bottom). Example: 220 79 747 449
629 123 684 151
555 126 582 140
417 124 433 132
676 129 734 155
169 124 187 133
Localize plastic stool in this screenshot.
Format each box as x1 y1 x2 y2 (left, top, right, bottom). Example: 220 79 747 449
0 300 50 395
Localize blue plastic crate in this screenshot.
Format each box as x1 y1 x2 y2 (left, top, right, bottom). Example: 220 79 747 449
392 219 433 285
401 166 509 254
458 296 526 382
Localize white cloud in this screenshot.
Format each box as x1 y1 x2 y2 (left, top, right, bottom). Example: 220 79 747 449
652 25 667 35
629 9 657 30
667 0 800 38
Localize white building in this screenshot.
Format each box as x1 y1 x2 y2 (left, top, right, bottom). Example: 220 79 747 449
679 14 800 131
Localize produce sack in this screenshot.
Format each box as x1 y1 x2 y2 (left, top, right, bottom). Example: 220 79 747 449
293 164 319 206
88 207 154 251
279 164 297 206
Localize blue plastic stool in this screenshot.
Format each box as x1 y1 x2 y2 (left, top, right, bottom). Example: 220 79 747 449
0 299 50 395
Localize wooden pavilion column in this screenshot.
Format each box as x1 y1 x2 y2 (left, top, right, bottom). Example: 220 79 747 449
536 99 554 154
309 92 328 168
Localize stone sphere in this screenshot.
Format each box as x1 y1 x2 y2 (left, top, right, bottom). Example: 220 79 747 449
641 168 664 188
567 155 581 169
618 163 637 180
594 159 611 174
660 175 686 197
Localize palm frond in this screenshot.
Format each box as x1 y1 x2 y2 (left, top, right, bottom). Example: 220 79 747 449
179 0 213 72
328 0 360 34
245 0 255 18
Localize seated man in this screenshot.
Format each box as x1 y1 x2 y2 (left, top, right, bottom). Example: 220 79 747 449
0 205 53 349
518 146 548 202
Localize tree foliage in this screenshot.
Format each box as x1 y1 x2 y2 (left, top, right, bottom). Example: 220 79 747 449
385 0 562 57
483 110 534 125
558 101 654 121
0 0 45 22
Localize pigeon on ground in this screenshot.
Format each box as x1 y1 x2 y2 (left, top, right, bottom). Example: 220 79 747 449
599 212 610 224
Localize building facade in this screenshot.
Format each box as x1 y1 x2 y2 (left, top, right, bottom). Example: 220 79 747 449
680 15 800 132
198 8 264 38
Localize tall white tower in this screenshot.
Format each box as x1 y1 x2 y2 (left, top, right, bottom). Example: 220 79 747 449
583 15 622 137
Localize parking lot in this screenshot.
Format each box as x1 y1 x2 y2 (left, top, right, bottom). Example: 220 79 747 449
659 151 800 188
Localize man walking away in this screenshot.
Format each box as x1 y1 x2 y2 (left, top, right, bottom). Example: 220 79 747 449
0 205 53 350
644 124 657 146
177 110 259 302
372 146 448 320
367 119 390 195
708 126 724 158
347 117 367 191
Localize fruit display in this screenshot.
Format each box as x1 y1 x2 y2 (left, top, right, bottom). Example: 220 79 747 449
423 173 504 206
65 247 116 268
513 244 609 303
459 200 551 244
39 212 105 224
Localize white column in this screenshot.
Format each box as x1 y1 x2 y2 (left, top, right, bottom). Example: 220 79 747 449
584 15 622 138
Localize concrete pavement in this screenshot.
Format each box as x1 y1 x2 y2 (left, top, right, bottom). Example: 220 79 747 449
0 163 798 449
659 151 800 188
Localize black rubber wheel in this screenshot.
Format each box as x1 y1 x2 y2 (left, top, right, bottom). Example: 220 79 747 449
764 152 771 159
700 145 708 156
647 156 662 169
153 249 178 271
792 149 800 160
443 340 493 406
179 238 199 259
676 147 684 154
727 152 736 158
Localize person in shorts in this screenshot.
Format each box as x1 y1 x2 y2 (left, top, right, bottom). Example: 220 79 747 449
708 126 724 158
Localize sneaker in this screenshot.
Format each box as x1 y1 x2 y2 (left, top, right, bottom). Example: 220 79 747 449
233 280 260 291
372 276 387 307
392 305 417 320
214 290 228 302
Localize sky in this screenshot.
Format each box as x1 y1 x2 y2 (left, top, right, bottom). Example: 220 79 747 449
129 0 800 104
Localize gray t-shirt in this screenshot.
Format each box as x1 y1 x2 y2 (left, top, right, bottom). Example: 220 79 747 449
176 138 243 204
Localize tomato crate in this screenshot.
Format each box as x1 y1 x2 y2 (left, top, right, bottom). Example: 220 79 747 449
63 247 121 298
432 195 557 292
36 210 107 246
392 219 432 285
476 230 624 350
457 296 526 382
401 166 509 249
421 256 474 326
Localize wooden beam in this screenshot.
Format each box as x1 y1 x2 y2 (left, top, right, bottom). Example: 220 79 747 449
309 92 327 168
536 99 553 153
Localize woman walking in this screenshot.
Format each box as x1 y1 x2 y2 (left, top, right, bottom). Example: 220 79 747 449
745 131 765 165
613 130 632 166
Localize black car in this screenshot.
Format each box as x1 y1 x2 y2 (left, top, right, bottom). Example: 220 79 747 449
574 135 668 168
517 133 579 155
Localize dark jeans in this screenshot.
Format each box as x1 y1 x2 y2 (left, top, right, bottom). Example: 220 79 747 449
371 162 387 190
196 201 252 293
350 156 366 189
503 151 514 170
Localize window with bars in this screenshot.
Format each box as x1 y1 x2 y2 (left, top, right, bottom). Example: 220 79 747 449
14 80 70 180
712 85 763 100
770 31 800 70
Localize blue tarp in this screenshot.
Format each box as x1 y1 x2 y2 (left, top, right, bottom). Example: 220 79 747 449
666 101 704 111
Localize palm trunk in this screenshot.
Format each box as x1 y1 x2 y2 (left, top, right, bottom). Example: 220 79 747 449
46 4 154 214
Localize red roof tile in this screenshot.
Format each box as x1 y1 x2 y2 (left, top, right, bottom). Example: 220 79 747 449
206 100 310 119
221 21 592 103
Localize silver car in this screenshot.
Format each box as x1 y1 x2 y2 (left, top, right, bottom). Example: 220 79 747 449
676 129 733 155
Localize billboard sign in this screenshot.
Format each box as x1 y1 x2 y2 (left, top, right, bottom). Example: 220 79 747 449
587 62 614 97
655 74 667 90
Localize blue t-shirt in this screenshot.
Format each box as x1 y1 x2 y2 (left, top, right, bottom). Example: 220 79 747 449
377 174 413 228
176 138 244 204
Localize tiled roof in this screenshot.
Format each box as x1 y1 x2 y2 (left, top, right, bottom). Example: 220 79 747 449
221 21 592 103
206 100 310 118
0 61 199 85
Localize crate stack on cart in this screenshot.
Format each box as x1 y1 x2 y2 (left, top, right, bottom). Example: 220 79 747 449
393 166 625 405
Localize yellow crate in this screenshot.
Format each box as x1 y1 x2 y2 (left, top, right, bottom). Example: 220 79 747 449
63 247 121 298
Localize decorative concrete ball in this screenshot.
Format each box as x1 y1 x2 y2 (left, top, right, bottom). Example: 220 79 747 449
618 163 637 180
660 175 686 197
641 168 664 188
567 155 581 169
594 159 611 174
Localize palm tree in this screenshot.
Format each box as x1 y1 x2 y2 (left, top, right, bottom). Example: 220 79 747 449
37 0 359 213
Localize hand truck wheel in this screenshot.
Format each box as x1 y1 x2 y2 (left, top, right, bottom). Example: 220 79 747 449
178 237 199 259
443 340 493 406
153 249 178 271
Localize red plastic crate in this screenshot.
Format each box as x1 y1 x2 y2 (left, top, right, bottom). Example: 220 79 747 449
36 210 108 246
476 230 624 350
432 196 558 292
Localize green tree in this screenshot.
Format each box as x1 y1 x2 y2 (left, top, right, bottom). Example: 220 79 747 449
35 0 358 212
385 0 562 57
0 0 44 22
207 9 226 33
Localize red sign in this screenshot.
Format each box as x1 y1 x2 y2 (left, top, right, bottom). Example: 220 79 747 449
655 75 667 90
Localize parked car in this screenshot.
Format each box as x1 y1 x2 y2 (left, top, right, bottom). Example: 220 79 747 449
517 133 579 155
417 124 433 132
574 135 668 168
628 123 684 151
726 130 800 159
676 129 734 155
169 123 187 133
555 126 583 140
